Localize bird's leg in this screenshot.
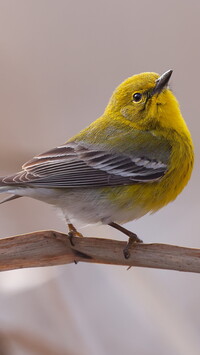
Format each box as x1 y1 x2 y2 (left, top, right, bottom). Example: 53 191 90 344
68 223 84 246
109 222 143 259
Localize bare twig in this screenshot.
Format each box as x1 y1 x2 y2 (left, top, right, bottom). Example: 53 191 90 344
0 230 199 273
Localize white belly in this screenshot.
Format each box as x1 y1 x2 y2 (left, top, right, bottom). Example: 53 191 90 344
4 186 147 225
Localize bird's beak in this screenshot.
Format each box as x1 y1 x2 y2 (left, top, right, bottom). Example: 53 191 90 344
151 69 173 96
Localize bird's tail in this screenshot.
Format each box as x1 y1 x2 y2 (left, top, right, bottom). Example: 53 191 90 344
0 178 22 204
0 194 21 204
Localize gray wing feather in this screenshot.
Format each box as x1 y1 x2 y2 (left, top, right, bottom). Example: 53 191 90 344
2 141 168 187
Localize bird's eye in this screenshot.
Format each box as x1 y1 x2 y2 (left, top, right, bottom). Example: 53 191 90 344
132 92 142 102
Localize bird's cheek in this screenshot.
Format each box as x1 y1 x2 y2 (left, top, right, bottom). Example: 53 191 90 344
120 105 138 122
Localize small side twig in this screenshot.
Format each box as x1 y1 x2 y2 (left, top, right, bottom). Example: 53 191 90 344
0 230 199 273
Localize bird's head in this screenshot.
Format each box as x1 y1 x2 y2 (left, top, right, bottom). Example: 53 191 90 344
104 70 185 131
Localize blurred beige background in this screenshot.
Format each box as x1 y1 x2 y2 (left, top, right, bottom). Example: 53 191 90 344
0 0 199 354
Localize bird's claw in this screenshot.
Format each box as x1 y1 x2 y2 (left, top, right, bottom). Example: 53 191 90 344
68 231 75 246
123 234 143 259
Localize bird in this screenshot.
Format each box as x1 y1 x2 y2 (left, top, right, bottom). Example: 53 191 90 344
0 70 194 258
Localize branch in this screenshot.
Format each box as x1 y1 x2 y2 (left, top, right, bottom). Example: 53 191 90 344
0 230 200 273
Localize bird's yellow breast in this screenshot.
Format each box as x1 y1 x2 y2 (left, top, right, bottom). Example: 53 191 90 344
103 129 194 220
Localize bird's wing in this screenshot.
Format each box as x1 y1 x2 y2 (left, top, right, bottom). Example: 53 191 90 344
1 139 170 188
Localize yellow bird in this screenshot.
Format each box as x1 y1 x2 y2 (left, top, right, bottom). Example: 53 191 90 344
0 70 194 257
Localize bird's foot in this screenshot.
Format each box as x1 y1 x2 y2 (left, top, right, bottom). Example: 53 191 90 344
108 222 143 259
123 233 142 259
68 223 84 246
